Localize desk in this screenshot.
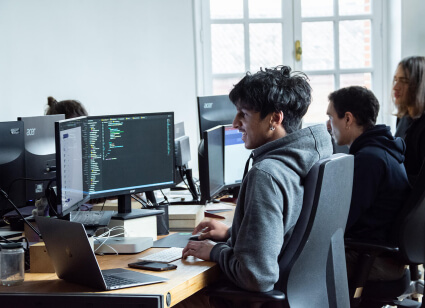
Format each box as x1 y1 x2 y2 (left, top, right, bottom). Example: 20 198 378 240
0 203 235 308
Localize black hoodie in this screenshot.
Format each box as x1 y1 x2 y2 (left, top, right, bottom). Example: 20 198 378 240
345 125 411 244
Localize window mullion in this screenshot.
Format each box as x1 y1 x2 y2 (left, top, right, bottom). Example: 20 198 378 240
291 0 301 70
244 0 250 72
334 0 340 90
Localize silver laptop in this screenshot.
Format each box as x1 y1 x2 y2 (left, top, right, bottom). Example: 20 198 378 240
35 216 167 290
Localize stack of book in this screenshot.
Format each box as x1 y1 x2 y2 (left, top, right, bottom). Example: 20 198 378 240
168 205 205 231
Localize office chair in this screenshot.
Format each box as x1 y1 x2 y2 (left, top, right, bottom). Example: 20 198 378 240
206 153 354 308
346 160 425 308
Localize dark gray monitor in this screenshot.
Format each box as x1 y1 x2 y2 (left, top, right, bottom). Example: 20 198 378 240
197 95 237 138
0 121 26 216
198 125 225 204
18 114 65 202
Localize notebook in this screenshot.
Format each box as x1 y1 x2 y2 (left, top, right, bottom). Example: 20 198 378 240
35 216 168 290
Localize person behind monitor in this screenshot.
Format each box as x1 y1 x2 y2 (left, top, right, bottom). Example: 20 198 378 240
45 96 88 119
393 56 425 185
326 86 410 281
181 65 333 297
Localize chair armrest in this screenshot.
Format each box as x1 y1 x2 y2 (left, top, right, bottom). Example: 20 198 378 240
345 238 399 255
345 238 401 307
206 285 285 304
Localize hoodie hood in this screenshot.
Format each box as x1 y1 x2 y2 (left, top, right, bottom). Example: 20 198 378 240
251 124 333 178
349 125 406 164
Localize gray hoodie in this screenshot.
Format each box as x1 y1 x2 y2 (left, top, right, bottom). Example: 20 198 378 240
210 124 333 292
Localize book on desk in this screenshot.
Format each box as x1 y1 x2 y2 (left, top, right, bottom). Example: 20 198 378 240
168 205 204 231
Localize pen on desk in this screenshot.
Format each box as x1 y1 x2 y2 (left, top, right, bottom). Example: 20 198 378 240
204 211 225 219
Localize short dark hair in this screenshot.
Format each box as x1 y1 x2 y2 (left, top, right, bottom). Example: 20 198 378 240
229 65 311 134
396 56 425 118
45 96 88 119
328 86 379 130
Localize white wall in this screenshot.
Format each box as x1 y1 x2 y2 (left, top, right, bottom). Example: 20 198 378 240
0 0 200 172
381 0 425 132
401 0 425 58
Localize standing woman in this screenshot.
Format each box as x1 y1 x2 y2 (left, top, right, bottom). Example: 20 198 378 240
393 56 425 184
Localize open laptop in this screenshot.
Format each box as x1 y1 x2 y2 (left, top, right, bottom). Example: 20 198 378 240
35 216 168 290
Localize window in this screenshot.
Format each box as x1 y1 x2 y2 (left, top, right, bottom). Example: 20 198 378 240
195 0 383 125
296 0 383 124
195 0 294 95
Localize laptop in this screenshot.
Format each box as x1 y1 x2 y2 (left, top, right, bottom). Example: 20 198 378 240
35 216 168 290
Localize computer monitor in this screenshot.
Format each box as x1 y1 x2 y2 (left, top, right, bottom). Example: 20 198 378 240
55 112 175 218
55 116 89 217
198 125 251 204
174 122 191 174
18 114 65 203
0 121 26 217
198 125 225 204
223 126 251 187
173 122 198 202
197 95 237 138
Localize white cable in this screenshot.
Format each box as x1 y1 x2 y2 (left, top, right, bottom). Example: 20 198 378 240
93 226 127 255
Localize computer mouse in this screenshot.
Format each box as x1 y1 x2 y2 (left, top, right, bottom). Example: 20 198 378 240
189 235 201 241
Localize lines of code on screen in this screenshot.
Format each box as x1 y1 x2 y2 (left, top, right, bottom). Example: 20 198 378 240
83 114 173 196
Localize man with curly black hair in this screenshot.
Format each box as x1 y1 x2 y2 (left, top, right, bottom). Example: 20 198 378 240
182 66 333 294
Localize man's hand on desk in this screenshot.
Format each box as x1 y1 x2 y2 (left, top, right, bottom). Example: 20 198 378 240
193 220 230 241
182 239 216 261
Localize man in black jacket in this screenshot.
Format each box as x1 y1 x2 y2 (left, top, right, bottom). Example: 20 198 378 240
326 86 411 281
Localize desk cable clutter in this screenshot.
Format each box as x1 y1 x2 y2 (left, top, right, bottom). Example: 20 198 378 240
0 187 41 238
93 226 153 255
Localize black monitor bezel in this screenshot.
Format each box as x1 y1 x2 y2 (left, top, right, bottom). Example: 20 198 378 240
55 112 176 217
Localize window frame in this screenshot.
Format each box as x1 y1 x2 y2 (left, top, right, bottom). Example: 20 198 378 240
194 0 387 124
194 0 295 95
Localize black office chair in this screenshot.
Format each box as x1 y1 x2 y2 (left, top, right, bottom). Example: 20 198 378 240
206 153 354 308
346 160 425 308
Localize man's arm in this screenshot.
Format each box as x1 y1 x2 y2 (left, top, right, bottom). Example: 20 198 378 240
210 168 285 292
346 152 383 230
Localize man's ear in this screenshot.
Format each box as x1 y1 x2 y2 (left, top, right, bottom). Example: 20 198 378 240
271 111 284 125
344 112 355 126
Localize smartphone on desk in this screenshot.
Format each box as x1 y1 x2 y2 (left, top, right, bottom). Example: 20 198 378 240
128 261 177 271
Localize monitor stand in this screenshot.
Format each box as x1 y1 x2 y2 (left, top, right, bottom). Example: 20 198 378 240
170 167 199 205
112 194 163 220
145 191 169 236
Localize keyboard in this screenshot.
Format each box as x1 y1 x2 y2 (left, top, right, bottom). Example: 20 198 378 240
103 274 138 288
138 247 183 263
71 210 114 227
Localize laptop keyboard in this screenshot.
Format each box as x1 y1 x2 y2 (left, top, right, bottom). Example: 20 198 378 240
103 274 139 287
138 247 183 263
71 210 114 227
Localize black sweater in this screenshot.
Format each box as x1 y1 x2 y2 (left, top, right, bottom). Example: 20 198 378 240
402 114 425 185
345 125 411 244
